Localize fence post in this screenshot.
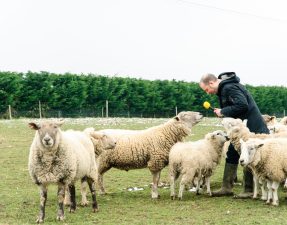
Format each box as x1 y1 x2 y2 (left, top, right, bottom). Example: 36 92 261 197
106 100 109 118
8 105 12 120
175 106 178 115
39 101 42 119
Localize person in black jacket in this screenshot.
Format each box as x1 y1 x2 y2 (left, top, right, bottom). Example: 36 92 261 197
199 72 269 198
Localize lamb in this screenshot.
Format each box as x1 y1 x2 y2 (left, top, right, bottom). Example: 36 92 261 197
28 120 98 223
64 128 117 207
239 138 287 206
96 111 203 198
169 130 229 200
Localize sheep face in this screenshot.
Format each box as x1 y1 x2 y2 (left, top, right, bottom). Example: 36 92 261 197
221 118 244 132
29 120 64 149
239 139 263 166
101 134 117 149
206 130 229 145
176 111 203 128
90 132 117 150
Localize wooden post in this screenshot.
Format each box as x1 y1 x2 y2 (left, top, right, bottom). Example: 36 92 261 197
39 101 42 119
106 100 109 118
8 105 12 120
101 107 104 118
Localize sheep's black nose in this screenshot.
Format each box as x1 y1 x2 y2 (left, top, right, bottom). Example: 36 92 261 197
239 159 244 164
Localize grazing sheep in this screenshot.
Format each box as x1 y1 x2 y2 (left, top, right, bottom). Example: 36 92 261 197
169 130 229 200
239 138 287 206
96 111 203 198
28 120 98 223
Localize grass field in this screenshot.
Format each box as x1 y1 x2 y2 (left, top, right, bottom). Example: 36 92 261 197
1 117 287 225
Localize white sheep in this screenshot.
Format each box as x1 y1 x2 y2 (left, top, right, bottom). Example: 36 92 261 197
239 138 287 206
64 128 117 207
96 111 203 198
169 130 229 200
262 114 278 126
28 120 98 223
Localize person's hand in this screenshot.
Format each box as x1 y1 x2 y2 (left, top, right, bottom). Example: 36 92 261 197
213 108 223 117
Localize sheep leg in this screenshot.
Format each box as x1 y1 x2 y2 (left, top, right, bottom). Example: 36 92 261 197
68 184 76 213
178 171 194 200
151 171 161 199
80 176 89 206
205 176 211 196
36 184 47 223
266 180 273 205
253 175 259 199
169 171 176 200
57 183 65 221
97 165 112 195
271 181 280 206
87 177 98 212
64 185 71 206
260 179 268 201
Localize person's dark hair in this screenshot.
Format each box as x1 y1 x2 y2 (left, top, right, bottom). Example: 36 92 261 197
200 73 217 85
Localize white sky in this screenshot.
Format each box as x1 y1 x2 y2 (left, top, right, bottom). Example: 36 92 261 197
1 0 287 86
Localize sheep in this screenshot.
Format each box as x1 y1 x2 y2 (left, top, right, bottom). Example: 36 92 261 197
96 111 203 198
64 128 117 207
239 138 287 206
169 130 229 200
262 114 278 126
28 120 98 223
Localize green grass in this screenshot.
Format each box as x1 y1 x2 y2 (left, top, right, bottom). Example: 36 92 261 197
1 117 287 225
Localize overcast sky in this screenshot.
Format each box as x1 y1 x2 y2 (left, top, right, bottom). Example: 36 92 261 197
1 0 287 86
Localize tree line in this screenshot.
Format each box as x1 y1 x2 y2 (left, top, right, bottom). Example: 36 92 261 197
0 71 286 118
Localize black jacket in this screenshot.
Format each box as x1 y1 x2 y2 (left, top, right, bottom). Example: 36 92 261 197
217 72 269 134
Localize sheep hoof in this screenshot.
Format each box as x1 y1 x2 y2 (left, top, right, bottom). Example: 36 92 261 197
36 217 44 223
56 215 65 221
81 201 89 207
93 208 99 213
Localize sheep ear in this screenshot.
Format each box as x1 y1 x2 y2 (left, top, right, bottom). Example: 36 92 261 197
174 116 180 121
29 122 40 130
90 131 103 139
55 119 65 127
257 143 264 148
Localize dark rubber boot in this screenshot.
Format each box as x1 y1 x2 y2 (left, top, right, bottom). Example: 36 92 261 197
234 167 253 199
211 163 238 197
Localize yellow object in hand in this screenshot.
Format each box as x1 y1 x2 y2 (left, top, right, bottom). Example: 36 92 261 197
203 101 212 110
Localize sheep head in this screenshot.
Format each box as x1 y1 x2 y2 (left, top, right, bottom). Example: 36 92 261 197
29 120 64 149
239 138 264 167
175 111 203 129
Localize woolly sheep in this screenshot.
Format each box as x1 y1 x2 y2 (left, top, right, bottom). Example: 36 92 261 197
64 128 117 207
169 130 229 200
96 111 203 198
28 120 98 223
239 138 287 206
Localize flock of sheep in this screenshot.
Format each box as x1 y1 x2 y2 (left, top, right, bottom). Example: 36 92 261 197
27 112 287 223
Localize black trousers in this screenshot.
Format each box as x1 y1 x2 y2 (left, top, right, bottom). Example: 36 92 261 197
226 143 240 164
